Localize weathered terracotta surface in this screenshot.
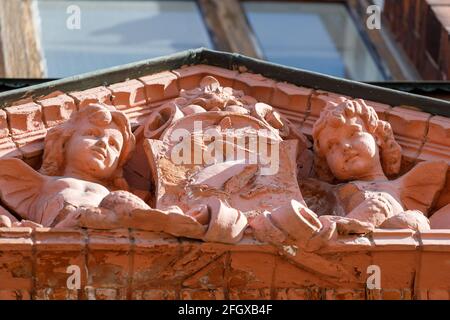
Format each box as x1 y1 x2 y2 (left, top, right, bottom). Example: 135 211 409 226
1 64 450 300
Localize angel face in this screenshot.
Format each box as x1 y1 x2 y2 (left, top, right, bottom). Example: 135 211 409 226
317 115 380 181
64 120 124 180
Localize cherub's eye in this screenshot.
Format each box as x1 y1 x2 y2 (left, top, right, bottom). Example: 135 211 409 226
84 128 101 137
327 139 338 149
84 129 95 136
109 137 118 148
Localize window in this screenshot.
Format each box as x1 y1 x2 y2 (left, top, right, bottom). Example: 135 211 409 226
36 0 213 78
243 1 386 81
0 0 419 80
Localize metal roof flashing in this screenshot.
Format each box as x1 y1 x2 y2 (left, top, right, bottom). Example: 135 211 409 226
1 48 450 115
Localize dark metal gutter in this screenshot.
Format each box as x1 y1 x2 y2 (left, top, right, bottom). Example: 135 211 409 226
1 48 450 116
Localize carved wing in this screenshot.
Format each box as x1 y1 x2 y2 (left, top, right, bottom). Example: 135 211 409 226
0 158 48 220
400 160 448 215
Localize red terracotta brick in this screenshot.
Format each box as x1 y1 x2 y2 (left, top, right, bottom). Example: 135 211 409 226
420 230 450 251
109 79 147 109
403 288 413 300
5 102 47 158
95 288 122 300
34 229 86 298
228 252 275 289
325 289 335 300
168 241 226 284
229 288 271 300
34 288 78 300
275 288 309 300
131 230 180 289
0 109 20 158
415 289 429 300
0 290 31 300
366 289 382 300
145 289 177 300
86 229 131 297
37 92 77 128
318 235 372 253
428 289 450 300
332 289 365 300
181 289 225 300
203 235 275 254
0 228 33 292
270 82 311 113
371 251 418 291
387 106 431 165
139 71 179 103
233 72 276 104
274 257 334 288
275 108 305 127
69 86 113 109
417 251 450 291
182 254 227 290
108 79 149 125
0 109 9 138
431 169 450 210
319 252 372 286
371 229 419 250
382 289 403 300
308 287 324 300
131 289 177 300
420 115 450 163
84 286 96 300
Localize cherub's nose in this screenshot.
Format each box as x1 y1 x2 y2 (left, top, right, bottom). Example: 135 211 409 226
95 138 107 148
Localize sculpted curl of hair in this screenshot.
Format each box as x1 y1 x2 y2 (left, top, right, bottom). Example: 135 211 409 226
312 99 402 182
39 104 135 190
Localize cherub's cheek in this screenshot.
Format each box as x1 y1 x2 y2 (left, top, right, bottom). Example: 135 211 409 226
355 142 376 158
78 137 96 148
327 152 343 171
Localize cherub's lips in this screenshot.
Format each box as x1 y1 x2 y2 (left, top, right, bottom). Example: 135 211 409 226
345 153 359 161
91 147 106 158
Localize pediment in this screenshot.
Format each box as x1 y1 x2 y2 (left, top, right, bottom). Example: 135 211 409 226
1 49 450 299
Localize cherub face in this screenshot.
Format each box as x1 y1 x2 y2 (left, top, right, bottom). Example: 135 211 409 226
317 116 380 181
65 120 124 180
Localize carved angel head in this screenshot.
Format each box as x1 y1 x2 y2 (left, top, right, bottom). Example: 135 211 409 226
39 104 135 190
312 99 401 182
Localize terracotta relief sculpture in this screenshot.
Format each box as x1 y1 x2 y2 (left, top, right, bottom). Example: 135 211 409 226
0 104 137 228
0 104 227 242
250 99 448 252
310 100 447 232
140 76 311 243
0 78 448 250
268 100 447 248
